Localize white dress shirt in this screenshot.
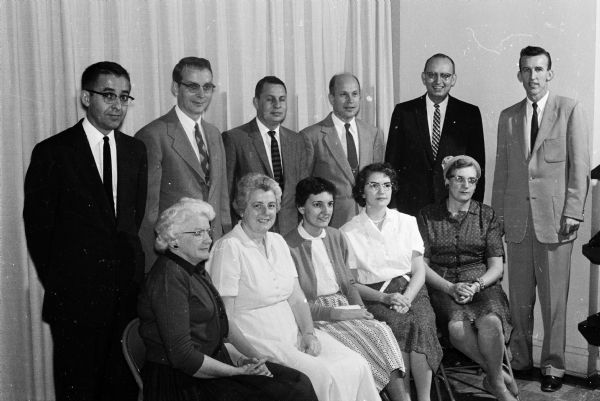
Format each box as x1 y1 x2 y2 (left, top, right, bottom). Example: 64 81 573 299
256 117 283 174
83 118 117 207
331 113 360 159
525 91 549 154
175 105 208 161
425 95 449 141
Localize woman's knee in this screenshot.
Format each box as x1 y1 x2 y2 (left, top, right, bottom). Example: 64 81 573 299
447 320 468 342
476 314 503 337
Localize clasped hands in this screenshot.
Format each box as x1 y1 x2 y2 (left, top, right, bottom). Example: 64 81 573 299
449 281 480 304
236 357 272 377
384 292 411 314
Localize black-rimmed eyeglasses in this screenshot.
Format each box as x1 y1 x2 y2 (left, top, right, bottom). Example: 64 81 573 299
86 89 134 105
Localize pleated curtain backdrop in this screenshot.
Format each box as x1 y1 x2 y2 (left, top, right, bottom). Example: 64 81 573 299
0 0 394 399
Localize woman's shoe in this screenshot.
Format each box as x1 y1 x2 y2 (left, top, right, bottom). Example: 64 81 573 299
483 376 518 401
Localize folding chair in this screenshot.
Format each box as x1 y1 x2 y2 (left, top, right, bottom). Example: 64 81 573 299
121 318 145 401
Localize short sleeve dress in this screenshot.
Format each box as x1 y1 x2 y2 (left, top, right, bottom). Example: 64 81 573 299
417 201 512 339
206 223 380 401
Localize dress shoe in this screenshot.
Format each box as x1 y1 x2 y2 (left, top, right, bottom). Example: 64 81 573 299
541 375 562 392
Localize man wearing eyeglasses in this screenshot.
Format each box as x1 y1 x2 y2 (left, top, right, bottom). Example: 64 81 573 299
385 53 485 217
300 73 385 228
136 57 230 272
24 61 147 400
222 76 307 235
492 46 590 392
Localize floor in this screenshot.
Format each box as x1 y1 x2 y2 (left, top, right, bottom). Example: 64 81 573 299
432 354 600 401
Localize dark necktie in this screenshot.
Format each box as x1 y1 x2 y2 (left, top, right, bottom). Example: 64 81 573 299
531 102 539 153
268 131 284 189
345 123 358 176
431 103 441 158
194 123 210 181
103 136 115 213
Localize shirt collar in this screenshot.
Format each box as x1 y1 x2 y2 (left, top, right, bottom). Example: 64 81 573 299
165 249 206 276
255 117 280 136
425 94 449 109
83 117 114 145
331 112 356 131
175 105 202 132
297 222 327 240
526 91 549 112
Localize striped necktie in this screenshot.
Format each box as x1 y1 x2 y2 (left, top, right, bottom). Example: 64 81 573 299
268 131 284 190
431 103 441 158
194 123 210 182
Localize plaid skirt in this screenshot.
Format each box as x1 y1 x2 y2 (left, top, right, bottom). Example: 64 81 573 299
364 276 443 371
314 293 405 391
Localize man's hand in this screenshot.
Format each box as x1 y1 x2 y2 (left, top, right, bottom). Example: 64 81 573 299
559 216 580 236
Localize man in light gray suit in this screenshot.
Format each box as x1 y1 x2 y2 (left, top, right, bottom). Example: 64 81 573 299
492 46 590 392
136 57 230 271
301 73 385 228
222 76 307 236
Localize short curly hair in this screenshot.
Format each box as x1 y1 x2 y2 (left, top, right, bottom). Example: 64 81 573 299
233 173 282 216
154 198 215 252
295 176 337 207
352 163 398 207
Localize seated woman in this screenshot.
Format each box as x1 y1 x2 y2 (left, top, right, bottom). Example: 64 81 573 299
137 198 318 401
417 156 517 401
207 173 380 401
285 176 408 401
341 163 442 401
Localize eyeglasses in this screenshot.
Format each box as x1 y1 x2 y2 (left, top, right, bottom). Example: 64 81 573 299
86 89 134 105
366 182 393 191
449 176 478 185
424 72 453 82
180 228 214 238
178 81 216 94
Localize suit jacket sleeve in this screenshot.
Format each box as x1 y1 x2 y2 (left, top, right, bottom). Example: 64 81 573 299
23 143 58 288
468 107 486 202
135 125 163 260
301 129 316 176
563 101 590 220
491 111 509 229
222 131 239 222
215 131 232 232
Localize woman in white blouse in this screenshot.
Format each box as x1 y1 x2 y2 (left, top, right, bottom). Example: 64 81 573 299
207 173 380 401
341 163 442 401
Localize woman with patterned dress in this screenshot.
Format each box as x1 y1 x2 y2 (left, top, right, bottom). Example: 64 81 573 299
285 176 407 400
417 155 517 401
207 173 380 401
342 163 442 401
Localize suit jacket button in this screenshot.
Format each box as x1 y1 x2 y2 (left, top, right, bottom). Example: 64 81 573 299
526 196 530 201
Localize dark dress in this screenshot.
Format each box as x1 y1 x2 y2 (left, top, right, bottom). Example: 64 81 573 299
417 201 512 340
137 251 317 401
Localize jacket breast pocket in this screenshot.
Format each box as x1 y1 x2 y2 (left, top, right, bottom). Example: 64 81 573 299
543 137 566 163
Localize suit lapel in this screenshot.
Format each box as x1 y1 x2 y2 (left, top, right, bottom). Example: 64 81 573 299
321 114 355 183
165 108 204 180
356 119 372 169
248 120 273 176
279 128 294 184
415 96 434 165
511 100 528 160
439 96 459 161
531 94 557 156
72 123 116 224
202 120 220 198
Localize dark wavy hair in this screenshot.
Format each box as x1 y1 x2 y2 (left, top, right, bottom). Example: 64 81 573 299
81 61 130 90
352 163 398 207
519 46 552 70
255 76 287 99
295 177 337 208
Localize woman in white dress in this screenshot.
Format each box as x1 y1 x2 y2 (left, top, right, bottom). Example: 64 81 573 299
207 173 380 401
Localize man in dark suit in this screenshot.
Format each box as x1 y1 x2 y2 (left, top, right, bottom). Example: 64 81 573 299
23 62 147 401
136 57 230 272
492 46 589 392
301 73 385 228
385 53 485 216
222 76 307 235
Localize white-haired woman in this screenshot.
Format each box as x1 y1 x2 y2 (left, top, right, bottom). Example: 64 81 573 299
207 174 380 401
137 198 317 401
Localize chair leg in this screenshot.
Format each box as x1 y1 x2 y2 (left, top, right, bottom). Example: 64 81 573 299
502 343 520 400
434 363 456 401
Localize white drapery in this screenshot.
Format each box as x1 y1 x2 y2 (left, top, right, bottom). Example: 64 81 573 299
0 0 394 399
